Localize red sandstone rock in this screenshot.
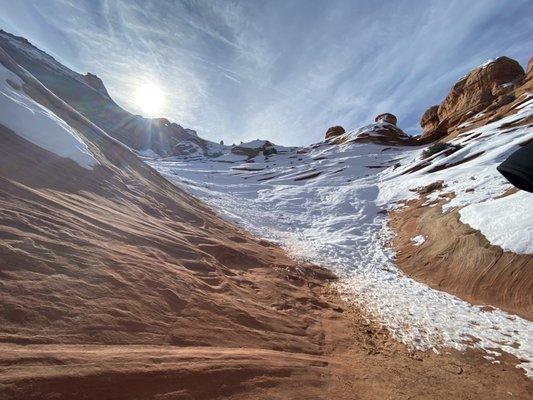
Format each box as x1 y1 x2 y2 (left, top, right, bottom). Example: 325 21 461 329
437 57 524 130
374 113 397 125
325 125 346 139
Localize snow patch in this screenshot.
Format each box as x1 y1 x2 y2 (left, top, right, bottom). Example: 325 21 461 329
136 148 160 158
237 139 270 149
410 235 426 246
460 191 533 254
0 64 98 169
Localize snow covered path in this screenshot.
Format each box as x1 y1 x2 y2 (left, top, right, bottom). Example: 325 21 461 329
150 136 532 376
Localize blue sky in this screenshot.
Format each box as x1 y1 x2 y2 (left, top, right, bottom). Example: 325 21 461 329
1 0 532 145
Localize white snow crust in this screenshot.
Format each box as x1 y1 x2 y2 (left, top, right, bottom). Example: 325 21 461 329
410 235 426 246
460 191 532 253
0 64 97 169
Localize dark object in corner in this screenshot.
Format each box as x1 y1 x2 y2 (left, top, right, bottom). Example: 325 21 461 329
497 141 533 193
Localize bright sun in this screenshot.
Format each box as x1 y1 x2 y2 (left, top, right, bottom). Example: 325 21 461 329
134 83 165 115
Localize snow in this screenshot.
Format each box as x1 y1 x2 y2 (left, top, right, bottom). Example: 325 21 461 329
211 153 249 163
0 64 98 169
237 139 269 148
149 95 533 376
136 148 160 158
410 235 426 246
458 120 473 128
477 59 495 69
460 191 533 254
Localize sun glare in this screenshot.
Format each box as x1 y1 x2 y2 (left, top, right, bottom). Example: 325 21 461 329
134 83 165 116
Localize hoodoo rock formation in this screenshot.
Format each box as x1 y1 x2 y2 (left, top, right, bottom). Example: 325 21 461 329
374 113 398 125
325 125 346 139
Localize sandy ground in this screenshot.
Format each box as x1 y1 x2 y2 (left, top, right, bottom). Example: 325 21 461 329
2 292 532 399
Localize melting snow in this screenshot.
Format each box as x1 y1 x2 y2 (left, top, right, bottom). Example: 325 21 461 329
477 59 495 69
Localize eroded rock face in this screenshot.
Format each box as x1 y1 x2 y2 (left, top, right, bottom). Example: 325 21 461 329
437 57 525 130
419 105 447 141
325 125 345 139
83 73 110 98
374 113 397 125
420 106 439 133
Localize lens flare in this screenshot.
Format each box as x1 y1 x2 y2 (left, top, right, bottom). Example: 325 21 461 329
134 83 164 115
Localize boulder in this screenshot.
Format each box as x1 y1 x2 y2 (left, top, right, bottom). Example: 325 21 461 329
374 113 397 125
263 146 278 156
325 125 345 139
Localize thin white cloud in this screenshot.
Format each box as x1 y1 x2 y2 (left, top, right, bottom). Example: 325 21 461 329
1 0 531 145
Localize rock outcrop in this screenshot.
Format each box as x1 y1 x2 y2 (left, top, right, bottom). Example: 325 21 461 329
325 125 345 139
329 114 416 146
374 113 397 125
438 57 524 124
419 105 444 141
351 123 413 145
420 56 526 140
231 140 276 158
83 72 111 98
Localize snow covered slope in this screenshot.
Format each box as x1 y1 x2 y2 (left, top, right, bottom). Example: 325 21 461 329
0 54 97 169
149 97 533 376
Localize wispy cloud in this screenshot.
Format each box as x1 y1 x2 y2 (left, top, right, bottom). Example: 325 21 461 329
1 0 531 145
